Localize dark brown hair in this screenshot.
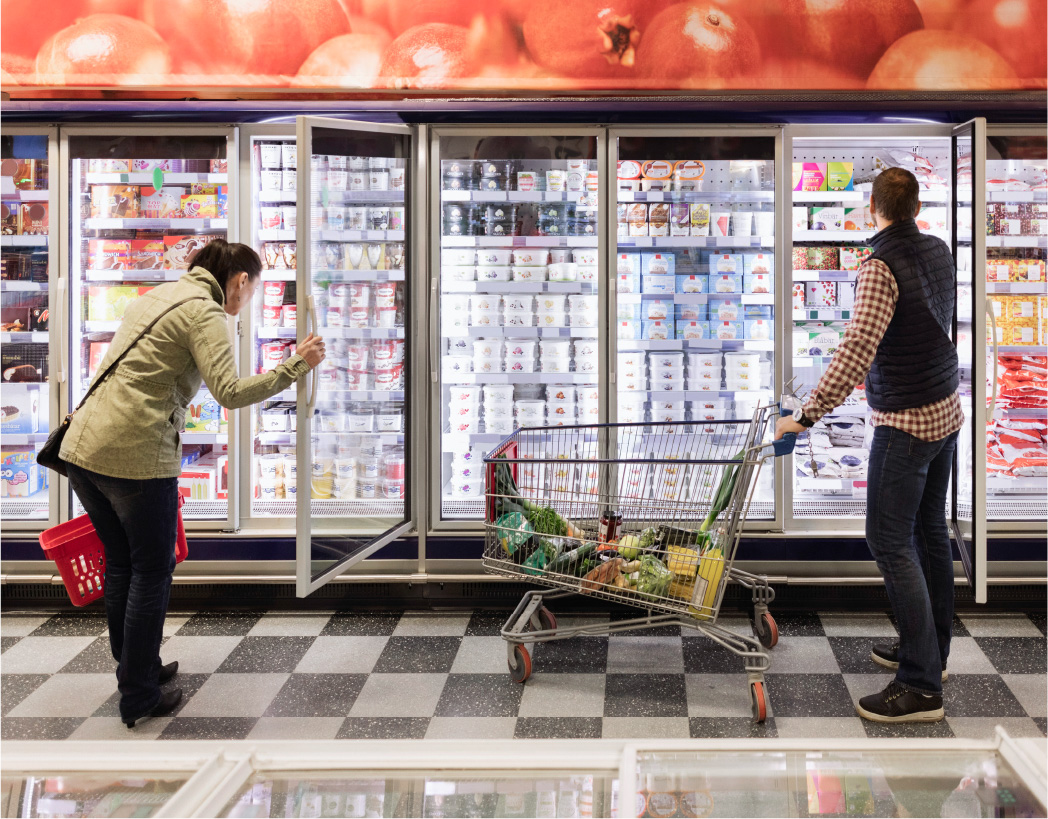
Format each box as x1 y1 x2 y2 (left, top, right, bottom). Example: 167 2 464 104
188 239 262 290
872 167 920 223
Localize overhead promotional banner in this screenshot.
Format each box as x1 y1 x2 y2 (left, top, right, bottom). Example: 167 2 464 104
1 0 1045 93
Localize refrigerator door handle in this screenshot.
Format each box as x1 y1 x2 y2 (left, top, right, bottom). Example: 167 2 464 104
306 295 318 414
55 278 67 383
985 297 999 424
430 278 438 383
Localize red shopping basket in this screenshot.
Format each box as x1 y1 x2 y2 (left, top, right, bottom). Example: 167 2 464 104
39 496 188 607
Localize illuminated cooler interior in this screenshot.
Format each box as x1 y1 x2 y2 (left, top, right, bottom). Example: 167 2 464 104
67 134 230 520
790 138 956 520
0 135 50 521
437 135 600 522
614 136 776 520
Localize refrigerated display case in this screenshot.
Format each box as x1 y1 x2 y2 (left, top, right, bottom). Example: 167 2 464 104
61 128 236 526
431 129 605 526
1 128 57 529
609 129 780 521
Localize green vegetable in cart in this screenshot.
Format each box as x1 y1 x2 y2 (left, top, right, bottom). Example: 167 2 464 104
547 540 597 575
698 449 745 539
492 459 584 539
616 534 642 560
522 538 561 576
634 555 673 599
639 527 659 548
495 512 533 556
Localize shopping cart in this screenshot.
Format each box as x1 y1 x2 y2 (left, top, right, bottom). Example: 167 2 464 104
483 402 796 722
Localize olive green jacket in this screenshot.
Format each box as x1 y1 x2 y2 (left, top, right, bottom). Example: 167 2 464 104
61 266 309 480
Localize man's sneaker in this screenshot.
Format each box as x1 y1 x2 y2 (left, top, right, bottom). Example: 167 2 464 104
856 680 944 723
871 642 948 681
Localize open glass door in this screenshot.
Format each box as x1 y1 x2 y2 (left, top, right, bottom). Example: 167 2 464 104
952 119 987 604
295 117 413 597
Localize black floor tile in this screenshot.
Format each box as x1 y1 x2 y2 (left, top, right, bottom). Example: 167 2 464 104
435 674 524 718
942 674 1028 718
337 717 429 739
1 674 50 717
29 613 108 637
514 717 602 739
889 613 969 638
1 637 21 654
532 637 608 674
158 717 258 740
682 637 751 674
372 636 462 674
92 673 209 719
175 612 265 636
321 612 402 637
2 717 84 740
764 673 856 717
465 611 510 637
604 674 688 717
770 612 824 637
1033 717 1047 736
1027 612 1046 637
215 636 315 674
974 637 1047 674
863 719 955 738
828 637 895 675
608 611 681 637
59 637 117 674
264 674 367 718
689 717 777 738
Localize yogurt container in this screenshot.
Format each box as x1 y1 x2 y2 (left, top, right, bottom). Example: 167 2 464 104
548 263 578 282
470 308 500 328
511 248 549 267
442 355 473 376
503 309 534 327
485 417 516 435
568 311 597 328
549 248 572 264
483 384 515 413
503 294 534 312
505 340 537 372
470 293 501 313
444 265 476 282
472 352 502 373
443 248 476 266
541 356 573 373
572 248 598 266
512 266 547 282
476 266 512 282
515 400 545 424
477 248 512 266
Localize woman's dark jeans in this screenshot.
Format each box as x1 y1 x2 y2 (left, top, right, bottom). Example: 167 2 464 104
66 463 178 721
866 425 959 696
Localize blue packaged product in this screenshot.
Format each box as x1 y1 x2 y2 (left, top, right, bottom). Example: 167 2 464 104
709 272 743 294
676 320 710 340
708 298 741 322
643 298 674 320
0 386 39 434
641 274 675 294
709 253 744 275
640 252 675 275
711 320 745 341
743 272 774 295
617 320 641 340
744 252 774 276
1 447 45 498
743 304 773 320
617 302 642 321
617 273 640 294
745 319 773 341
675 274 708 294
675 302 708 321
642 320 673 340
616 252 641 275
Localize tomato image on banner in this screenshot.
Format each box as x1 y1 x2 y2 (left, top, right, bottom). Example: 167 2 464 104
0 0 1043 90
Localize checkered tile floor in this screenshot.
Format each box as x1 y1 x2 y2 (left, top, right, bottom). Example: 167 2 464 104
2 609 1045 742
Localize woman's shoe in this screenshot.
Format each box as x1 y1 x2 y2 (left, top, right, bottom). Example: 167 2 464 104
123 688 182 728
159 661 179 684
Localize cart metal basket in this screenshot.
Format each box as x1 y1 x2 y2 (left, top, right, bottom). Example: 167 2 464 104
482 403 796 722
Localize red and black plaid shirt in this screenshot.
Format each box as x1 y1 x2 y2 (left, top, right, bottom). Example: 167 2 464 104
803 258 965 442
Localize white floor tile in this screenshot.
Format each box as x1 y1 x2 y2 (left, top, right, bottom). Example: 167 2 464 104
819 614 897 638
8 674 116 718
349 674 448 718
602 717 691 739
947 717 1046 740
0 637 95 674
393 613 471 637
159 636 242 674
69 716 172 740
763 636 841 674
451 637 513 674
0 615 51 637
247 615 333 637
775 716 867 738
606 636 684 674
518 673 606 718
425 717 517 739
959 614 1042 637
947 637 998 675
178 673 289 718
248 717 344 740
685 674 758 719
295 636 388 674
1002 674 1048 718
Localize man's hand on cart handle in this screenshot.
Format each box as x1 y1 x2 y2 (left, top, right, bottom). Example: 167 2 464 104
775 415 805 441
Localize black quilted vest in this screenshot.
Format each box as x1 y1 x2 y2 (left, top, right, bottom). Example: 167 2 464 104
864 219 959 412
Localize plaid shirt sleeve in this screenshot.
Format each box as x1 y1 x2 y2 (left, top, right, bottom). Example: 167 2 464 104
803 259 898 422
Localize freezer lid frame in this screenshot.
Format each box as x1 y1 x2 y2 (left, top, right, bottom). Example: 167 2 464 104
294 115 416 598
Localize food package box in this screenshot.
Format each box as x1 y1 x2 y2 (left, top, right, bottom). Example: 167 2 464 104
1 201 20 234
917 207 949 232
792 207 809 232
709 298 741 321
745 319 773 341
87 159 130 173
994 215 1023 236
617 302 642 321
90 185 140 218
795 325 842 356
617 273 640 294
676 320 709 340
132 159 185 172
1005 325 1038 345
826 162 854 191
810 207 844 231
617 252 641 275
745 253 773 277
87 285 148 321
676 274 708 294
1017 260 1045 282
1 447 45 498
643 298 673 320
190 183 223 195
179 464 217 501
617 320 641 340
626 203 648 236
792 283 806 315
1005 296 1037 322
642 320 672 340
793 162 827 192
839 282 857 310
19 203 47 235
808 246 841 270
130 238 165 270
0 385 40 433
185 392 228 432
709 273 742 294
179 194 218 218
87 239 131 270
806 281 838 307
139 186 185 218
217 189 228 217
164 234 216 269
641 274 675 294
744 273 773 295
710 253 743 275
1 159 36 190
647 203 670 236
641 252 675 275
1 306 30 333
211 159 228 173
744 304 773 320
2 342 47 381
712 320 745 341
674 302 708 321
839 246 872 270
669 203 691 236
792 247 809 270
690 203 711 236
842 208 865 230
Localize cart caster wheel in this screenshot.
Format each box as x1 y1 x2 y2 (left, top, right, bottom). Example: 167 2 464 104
509 644 532 683
755 612 779 649
750 681 767 723
537 607 557 634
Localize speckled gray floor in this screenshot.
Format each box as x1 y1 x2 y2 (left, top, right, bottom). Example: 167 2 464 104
1 609 1044 741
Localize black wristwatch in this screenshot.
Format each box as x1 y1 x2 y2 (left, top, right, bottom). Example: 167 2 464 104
792 408 816 428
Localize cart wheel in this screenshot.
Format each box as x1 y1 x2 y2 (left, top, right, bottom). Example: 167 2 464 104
750 681 767 723
509 644 532 684
537 607 557 634
755 612 779 649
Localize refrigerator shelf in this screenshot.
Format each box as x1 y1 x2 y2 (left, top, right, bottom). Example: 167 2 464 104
251 499 404 516
318 229 406 242
0 495 49 520
986 282 1048 293
0 189 48 202
258 228 296 241
794 230 875 242
988 190 1048 202
261 269 296 282
276 389 405 402
987 476 1048 494
442 236 599 248
257 189 296 203
316 327 405 340
463 326 599 338
794 308 852 321
618 236 773 248
182 499 232 519
83 269 182 282
83 321 121 333
259 432 404 446
621 339 775 351
328 191 405 205
0 281 47 292
792 191 865 203
1 236 48 247
443 430 598 447
441 190 592 204
83 218 228 230
445 373 596 385
793 356 835 368
993 408 1048 419
0 331 48 343
986 236 1048 248
997 345 1047 354
796 477 868 496
443 281 596 294
792 269 860 282
85 172 227 185
618 190 775 203
2 433 51 445
621 389 767 400
316 269 406 282
182 432 227 444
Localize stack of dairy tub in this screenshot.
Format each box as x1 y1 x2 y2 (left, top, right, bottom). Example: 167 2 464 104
483 384 516 435
441 247 599 283
257 452 297 501
449 446 484 498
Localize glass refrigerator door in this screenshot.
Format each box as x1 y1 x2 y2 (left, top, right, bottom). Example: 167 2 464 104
434 130 603 525
65 129 234 525
611 130 778 521
953 120 987 604
1 130 56 528
983 128 1047 529
296 117 413 597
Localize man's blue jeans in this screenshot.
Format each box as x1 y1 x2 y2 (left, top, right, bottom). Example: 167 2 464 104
66 463 178 721
866 425 959 696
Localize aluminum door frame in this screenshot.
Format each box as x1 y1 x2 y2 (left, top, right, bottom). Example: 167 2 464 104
426 124 609 536
294 115 417 597
2 125 62 533
608 124 787 535
58 124 239 533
